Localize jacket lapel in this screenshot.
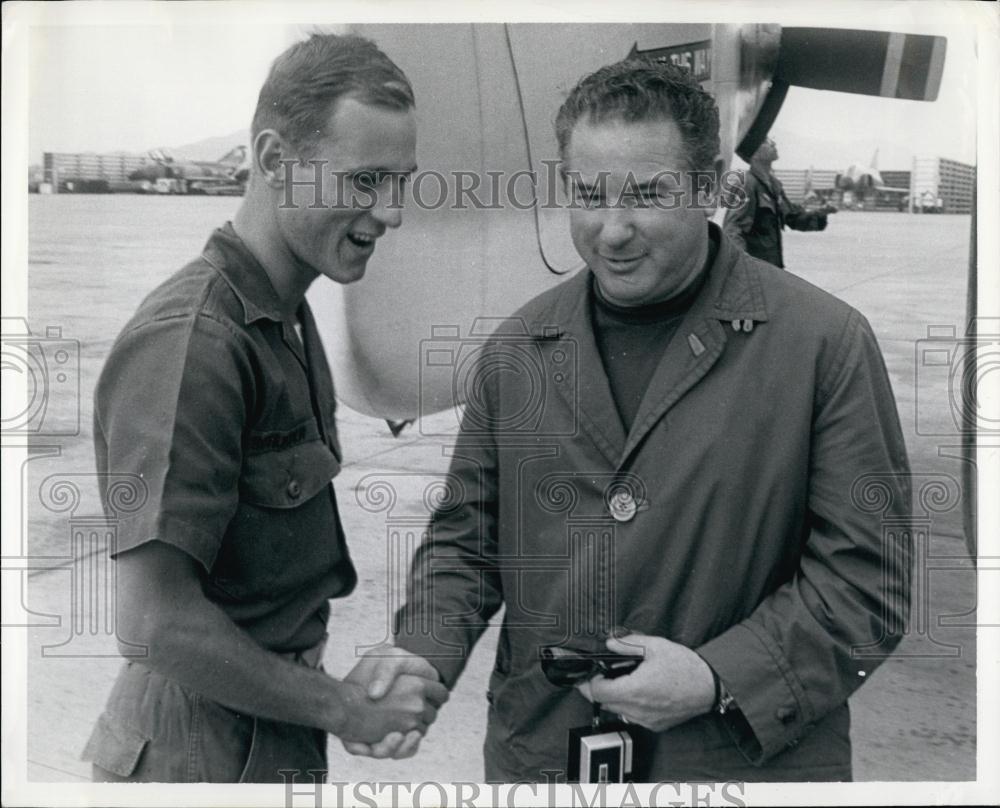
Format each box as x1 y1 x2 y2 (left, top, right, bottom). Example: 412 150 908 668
534 270 627 467
619 229 770 466
529 227 770 470
619 307 726 465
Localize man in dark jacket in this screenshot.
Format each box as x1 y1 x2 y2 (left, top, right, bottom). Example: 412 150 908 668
349 59 911 782
724 138 831 267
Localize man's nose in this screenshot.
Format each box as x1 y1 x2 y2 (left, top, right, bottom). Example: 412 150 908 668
369 189 404 229
597 209 634 248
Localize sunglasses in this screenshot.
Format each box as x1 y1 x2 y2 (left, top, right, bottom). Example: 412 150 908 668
540 646 643 687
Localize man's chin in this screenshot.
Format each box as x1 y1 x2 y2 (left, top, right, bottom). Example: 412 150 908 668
593 275 645 306
323 260 368 285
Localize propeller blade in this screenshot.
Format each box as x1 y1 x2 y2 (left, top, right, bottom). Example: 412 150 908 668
776 28 946 101
738 28 946 160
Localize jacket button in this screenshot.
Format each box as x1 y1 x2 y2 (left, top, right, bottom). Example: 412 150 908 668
608 491 637 522
776 705 797 723
287 480 302 499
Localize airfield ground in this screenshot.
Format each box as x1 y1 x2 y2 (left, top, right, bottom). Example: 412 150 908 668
18 196 977 783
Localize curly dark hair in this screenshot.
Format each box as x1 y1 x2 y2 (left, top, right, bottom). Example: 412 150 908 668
251 33 414 157
555 58 720 171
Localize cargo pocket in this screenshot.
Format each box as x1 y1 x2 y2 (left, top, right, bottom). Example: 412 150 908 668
189 692 257 782
82 713 149 779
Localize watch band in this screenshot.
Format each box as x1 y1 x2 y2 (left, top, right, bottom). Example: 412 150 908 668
698 654 737 716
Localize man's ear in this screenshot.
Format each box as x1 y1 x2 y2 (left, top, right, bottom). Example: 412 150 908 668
252 129 293 189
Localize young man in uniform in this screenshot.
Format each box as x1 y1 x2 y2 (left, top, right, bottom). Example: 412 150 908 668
82 34 447 783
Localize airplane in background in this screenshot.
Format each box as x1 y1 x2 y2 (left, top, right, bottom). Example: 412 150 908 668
130 145 250 194
835 148 910 209
306 24 948 423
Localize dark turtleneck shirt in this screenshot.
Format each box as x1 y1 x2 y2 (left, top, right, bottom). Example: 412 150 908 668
590 231 718 432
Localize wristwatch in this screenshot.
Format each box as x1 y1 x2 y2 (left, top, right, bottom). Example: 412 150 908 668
716 678 736 715
707 664 737 715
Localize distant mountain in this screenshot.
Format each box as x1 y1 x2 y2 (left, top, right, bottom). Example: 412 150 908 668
167 129 249 162
104 124 933 174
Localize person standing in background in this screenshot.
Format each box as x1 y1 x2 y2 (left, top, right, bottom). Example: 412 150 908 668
724 137 831 268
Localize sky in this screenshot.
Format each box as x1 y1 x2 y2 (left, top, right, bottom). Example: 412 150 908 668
25 12 979 171
27 23 300 161
769 23 977 170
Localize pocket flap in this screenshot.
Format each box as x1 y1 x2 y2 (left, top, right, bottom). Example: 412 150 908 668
82 713 149 778
239 438 340 509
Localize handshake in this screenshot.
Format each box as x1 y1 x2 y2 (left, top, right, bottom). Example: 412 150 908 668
331 632 718 761
337 644 447 760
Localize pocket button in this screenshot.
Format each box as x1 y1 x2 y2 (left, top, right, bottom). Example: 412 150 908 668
287 480 302 499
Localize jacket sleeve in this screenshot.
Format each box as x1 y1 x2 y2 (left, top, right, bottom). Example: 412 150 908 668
722 172 757 250
696 309 913 764
393 348 504 689
781 187 827 231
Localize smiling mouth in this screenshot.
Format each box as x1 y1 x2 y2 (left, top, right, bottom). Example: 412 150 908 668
347 232 378 249
601 254 645 269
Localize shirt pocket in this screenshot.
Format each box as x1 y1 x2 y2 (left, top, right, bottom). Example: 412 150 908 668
240 423 341 508
210 435 342 600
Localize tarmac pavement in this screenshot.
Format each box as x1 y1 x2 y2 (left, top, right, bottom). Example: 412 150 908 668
17 200 977 783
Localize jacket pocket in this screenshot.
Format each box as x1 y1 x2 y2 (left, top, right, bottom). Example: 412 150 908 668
486 668 524 740
82 713 149 778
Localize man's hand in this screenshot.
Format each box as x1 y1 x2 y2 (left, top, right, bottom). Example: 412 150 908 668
341 645 445 759
336 669 448 748
576 633 716 733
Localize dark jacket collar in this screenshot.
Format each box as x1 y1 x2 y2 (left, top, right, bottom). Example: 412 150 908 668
750 164 778 190
201 222 285 325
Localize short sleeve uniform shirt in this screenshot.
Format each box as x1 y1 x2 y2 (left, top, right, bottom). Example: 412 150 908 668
93 223 356 652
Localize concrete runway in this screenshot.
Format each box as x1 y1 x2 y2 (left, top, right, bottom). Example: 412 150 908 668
18 196 976 782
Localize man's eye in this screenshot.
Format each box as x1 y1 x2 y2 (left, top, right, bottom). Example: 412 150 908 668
575 189 605 208
619 190 657 208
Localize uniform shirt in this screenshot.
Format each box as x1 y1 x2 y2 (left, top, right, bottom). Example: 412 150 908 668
94 223 356 653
